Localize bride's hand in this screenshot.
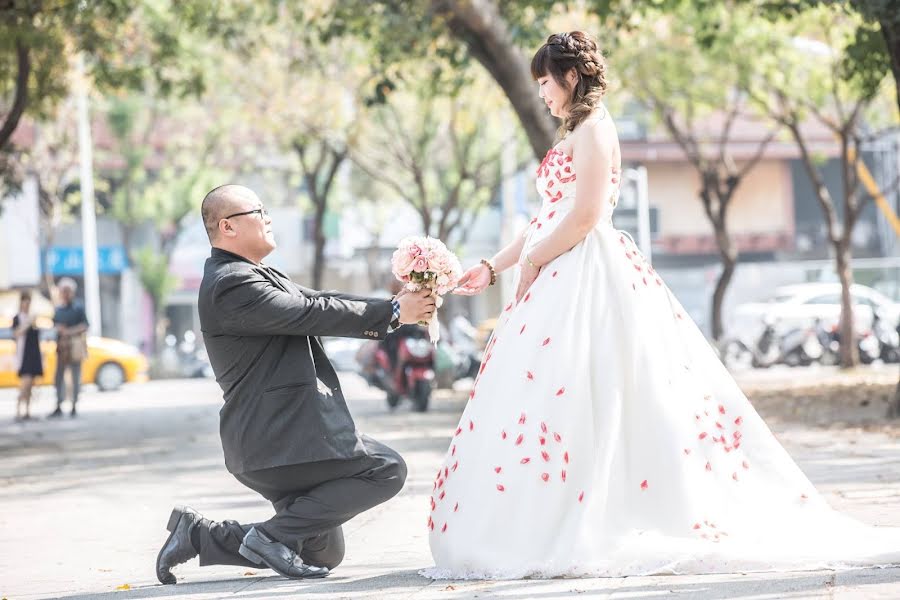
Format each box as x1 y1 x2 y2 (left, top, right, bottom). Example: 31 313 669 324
515 261 540 302
453 264 491 296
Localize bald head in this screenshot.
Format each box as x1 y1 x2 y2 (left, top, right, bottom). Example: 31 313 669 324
201 184 258 242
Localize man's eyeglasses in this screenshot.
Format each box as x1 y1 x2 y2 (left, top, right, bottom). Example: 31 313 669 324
223 207 269 220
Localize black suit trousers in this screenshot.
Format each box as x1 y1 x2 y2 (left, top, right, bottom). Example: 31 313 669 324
197 435 407 570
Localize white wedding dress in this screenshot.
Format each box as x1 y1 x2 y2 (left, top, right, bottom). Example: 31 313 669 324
422 145 900 579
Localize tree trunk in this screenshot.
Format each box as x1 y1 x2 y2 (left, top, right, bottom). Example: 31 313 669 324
312 200 327 290
889 368 900 418
835 239 860 367
432 0 557 159
0 40 30 151
877 15 900 117
711 220 737 342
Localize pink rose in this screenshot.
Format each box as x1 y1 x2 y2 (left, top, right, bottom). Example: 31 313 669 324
392 248 417 276
413 256 429 273
407 244 423 258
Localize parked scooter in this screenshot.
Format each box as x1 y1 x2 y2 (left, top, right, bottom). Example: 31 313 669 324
360 326 435 412
872 307 900 363
778 324 823 367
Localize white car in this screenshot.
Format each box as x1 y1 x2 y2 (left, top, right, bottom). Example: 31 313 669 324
728 282 900 342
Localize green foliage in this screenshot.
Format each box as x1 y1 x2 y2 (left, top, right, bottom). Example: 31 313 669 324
132 245 178 314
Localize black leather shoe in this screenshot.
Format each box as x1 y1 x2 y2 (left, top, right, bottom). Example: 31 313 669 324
47 407 63 418
239 527 329 580
156 505 202 584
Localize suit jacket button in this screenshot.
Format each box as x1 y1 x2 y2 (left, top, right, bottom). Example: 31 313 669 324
373 332 379 337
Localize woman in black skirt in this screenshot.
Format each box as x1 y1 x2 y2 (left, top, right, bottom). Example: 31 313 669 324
12 290 44 421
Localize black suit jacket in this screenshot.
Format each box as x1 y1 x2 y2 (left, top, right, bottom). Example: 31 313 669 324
199 248 393 474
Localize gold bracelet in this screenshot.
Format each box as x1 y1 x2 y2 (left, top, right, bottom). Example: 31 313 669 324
524 253 538 269
480 258 497 286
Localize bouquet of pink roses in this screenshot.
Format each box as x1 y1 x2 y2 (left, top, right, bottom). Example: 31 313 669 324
390 236 463 343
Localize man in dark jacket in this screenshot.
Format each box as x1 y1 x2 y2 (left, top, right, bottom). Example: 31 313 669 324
156 184 434 584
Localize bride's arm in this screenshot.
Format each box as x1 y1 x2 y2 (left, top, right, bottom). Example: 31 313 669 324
522 121 615 269
489 230 527 274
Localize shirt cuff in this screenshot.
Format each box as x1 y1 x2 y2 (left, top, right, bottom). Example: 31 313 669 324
388 299 401 332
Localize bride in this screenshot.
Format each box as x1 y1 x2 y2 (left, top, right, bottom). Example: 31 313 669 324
422 31 900 579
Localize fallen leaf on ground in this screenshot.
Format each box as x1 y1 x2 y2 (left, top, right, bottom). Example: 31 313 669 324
243 571 256 576
115 583 131 591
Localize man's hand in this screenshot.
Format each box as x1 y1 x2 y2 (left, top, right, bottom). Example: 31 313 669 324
397 289 436 324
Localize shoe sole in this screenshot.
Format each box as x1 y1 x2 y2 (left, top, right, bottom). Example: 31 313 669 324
155 506 186 585
238 543 329 579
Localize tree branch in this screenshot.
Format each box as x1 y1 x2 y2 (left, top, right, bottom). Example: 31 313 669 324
0 40 30 150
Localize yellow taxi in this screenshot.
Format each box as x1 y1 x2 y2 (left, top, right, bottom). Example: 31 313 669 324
0 314 149 391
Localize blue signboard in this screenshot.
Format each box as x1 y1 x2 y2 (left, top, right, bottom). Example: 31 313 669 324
42 246 129 275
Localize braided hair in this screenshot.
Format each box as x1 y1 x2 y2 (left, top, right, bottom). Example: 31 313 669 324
530 31 608 139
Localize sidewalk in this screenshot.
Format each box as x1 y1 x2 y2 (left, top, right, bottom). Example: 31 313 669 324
1 372 899 599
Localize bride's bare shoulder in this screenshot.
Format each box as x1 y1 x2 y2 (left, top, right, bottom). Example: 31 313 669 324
572 112 618 157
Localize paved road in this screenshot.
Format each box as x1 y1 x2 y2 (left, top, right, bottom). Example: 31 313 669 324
1 372 899 599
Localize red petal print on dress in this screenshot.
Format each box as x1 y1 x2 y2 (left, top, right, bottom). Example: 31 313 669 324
454 503 459 512
537 223 543 229
521 457 531 464
444 467 448 478
542 337 551 346
732 472 738 482
501 429 507 440
439 490 445 500
495 466 502 473
693 523 701 530
561 469 567 482
524 292 531 302
564 451 569 464
643 277 648 286
519 413 527 425
497 484 505 492
578 491 585 502
540 422 548 433
733 431 742 440
556 387 565 396
505 302 513 312
552 271 558 277
469 420 474 431
438 478 444 488
442 523 447 533
547 180 555 188
455 427 462 436
553 432 562 442
529 217 537 225
430 497 436 510
451 445 456 456
705 461 712 471
452 461 459 472
541 472 550 482
548 211 556 219
539 436 546 445
800 493 808 500
734 417 743 425
698 432 708 440
719 405 726 414
734 442 741 449
541 450 550 462
640 480 648 490
656 279 662 286
715 422 724 429
430 522 434 531
742 460 749 469
632 283 636 290
520 324 526 335
515 434 525 446
684 448 692 455
469 390 475 400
